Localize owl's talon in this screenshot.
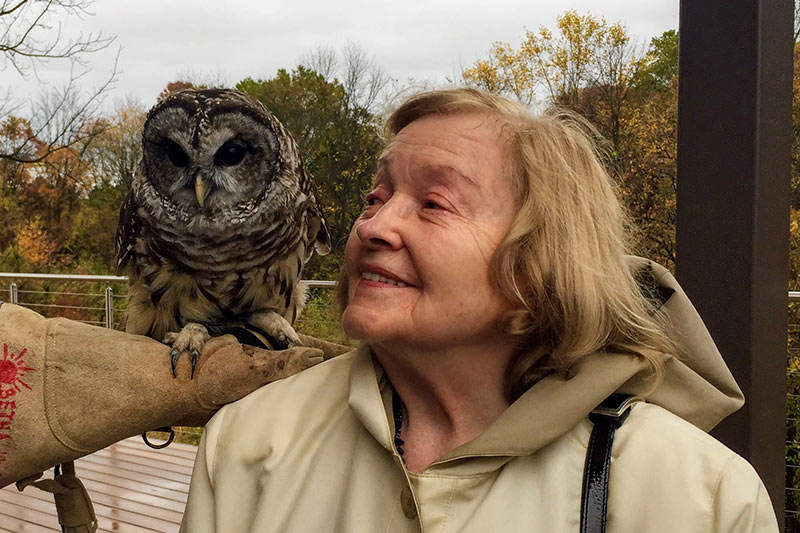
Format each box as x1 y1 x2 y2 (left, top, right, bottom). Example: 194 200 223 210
170 349 180 378
163 323 209 378
247 311 300 351
190 350 199 379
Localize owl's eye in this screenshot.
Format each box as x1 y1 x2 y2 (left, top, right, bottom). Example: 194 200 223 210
215 140 248 167
160 139 190 168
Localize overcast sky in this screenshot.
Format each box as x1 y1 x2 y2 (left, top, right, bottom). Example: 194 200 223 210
9 0 678 110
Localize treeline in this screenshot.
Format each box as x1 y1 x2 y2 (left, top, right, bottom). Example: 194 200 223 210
1 11 799 288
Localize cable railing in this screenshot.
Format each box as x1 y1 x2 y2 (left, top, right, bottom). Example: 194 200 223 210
0 272 336 331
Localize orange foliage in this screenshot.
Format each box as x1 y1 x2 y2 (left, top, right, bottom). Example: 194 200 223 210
16 217 57 265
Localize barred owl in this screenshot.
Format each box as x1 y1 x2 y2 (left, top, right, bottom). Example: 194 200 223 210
115 88 330 377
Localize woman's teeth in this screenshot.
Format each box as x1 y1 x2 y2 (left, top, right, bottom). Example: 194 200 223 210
361 272 408 287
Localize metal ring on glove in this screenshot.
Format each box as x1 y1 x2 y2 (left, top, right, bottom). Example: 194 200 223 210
141 427 175 449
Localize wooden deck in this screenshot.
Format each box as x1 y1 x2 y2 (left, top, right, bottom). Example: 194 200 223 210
0 437 198 532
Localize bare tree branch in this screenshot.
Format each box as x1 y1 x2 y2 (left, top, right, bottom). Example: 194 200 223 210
1 49 118 163
341 42 390 113
299 43 392 114
1 0 114 75
0 0 118 161
299 45 338 80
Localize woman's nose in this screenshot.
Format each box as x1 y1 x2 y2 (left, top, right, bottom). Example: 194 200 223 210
355 198 407 250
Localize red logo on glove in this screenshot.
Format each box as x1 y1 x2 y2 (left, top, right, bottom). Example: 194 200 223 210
0 344 33 400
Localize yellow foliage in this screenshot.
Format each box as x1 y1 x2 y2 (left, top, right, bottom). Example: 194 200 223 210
462 10 640 108
462 60 502 93
789 208 800 288
16 217 57 266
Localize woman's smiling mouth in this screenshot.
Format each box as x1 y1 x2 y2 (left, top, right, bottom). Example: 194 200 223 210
361 271 409 287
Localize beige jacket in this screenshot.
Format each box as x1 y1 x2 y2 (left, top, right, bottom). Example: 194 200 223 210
181 264 779 532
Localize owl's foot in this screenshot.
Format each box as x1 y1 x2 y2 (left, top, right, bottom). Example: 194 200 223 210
247 312 301 350
163 323 210 379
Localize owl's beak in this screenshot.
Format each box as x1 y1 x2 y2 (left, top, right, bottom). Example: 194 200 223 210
194 175 211 207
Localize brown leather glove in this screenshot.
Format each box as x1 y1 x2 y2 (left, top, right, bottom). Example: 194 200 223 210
0 303 347 488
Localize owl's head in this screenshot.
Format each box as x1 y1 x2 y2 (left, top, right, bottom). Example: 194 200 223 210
140 88 299 214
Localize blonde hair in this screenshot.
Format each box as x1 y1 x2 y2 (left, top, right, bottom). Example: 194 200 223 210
345 88 675 399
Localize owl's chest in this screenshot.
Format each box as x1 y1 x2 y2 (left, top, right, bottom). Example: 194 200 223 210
135 248 301 322
143 265 268 317
138 207 301 272
130 212 305 325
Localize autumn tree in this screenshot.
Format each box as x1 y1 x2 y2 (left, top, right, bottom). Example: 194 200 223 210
788 16 800 288
157 81 198 102
85 100 145 193
0 116 35 265
607 29 679 267
0 116 38 192
66 102 146 268
0 103 98 271
620 79 678 266
0 99 146 274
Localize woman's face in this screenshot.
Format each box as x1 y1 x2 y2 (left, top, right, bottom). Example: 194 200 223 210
342 112 517 351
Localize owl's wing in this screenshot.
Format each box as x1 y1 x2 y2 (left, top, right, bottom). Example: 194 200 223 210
301 171 331 257
115 190 142 274
310 210 331 256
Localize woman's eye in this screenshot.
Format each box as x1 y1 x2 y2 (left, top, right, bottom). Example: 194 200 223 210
215 140 249 166
364 191 383 206
423 200 443 210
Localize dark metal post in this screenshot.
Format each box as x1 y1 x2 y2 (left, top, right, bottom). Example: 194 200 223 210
677 0 792 524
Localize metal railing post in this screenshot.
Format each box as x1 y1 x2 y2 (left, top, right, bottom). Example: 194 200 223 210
105 286 114 329
9 283 17 304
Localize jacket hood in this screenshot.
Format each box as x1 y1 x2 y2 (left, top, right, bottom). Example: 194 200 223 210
623 259 744 430
348 258 744 467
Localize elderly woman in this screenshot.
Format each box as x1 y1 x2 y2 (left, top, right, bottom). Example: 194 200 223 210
181 89 778 532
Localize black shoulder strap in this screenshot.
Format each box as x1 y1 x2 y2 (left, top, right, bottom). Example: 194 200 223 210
580 394 637 533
